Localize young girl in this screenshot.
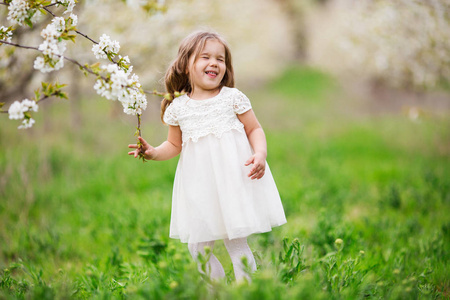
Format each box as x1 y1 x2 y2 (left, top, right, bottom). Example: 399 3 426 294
128 31 286 282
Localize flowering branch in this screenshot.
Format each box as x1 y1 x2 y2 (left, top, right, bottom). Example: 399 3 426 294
0 39 170 98
2 81 67 128
1 0 176 162
0 39 102 78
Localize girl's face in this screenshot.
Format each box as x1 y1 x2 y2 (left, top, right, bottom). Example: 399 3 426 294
187 39 226 98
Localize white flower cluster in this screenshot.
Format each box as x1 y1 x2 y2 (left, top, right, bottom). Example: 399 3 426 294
7 0 76 27
94 60 147 115
92 34 121 59
8 99 39 129
52 0 76 14
91 34 146 115
0 26 13 43
34 15 77 73
6 0 29 26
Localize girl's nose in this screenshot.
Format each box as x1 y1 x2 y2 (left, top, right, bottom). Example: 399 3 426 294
209 59 218 66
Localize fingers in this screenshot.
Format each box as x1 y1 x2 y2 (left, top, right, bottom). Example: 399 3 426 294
128 137 151 160
247 162 265 180
128 149 140 158
138 136 149 148
248 166 265 180
245 154 266 179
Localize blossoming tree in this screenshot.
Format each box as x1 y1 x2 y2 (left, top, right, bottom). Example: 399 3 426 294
0 0 172 160
307 0 450 91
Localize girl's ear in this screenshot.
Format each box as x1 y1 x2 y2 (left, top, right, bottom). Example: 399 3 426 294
185 59 191 74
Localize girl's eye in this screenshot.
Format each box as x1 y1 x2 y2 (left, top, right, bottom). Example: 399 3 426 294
218 58 225 62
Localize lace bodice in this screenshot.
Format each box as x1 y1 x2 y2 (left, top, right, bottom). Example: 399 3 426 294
163 87 252 145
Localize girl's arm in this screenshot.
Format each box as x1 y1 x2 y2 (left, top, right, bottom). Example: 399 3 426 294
237 109 267 180
128 125 182 161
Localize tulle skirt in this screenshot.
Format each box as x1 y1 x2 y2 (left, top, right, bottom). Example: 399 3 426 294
169 129 286 243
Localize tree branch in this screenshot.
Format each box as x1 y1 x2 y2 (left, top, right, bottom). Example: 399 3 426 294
44 2 59 8
0 40 39 51
35 92 61 104
0 91 60 113
0 39 103 78
42 6 56 17
0 40 167 97
75 30 98 44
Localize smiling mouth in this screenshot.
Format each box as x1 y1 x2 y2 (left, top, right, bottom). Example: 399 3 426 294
205 71 218 78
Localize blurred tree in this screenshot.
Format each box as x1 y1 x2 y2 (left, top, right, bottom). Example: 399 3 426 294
0 13 45 102
307 0 450 91
274 0 313 60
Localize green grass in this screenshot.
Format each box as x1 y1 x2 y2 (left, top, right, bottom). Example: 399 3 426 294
1 66 449 299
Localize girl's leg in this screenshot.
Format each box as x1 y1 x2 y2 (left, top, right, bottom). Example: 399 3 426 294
188 241 225 280
223 237 257 282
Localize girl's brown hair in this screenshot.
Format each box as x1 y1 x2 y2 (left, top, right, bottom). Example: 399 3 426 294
161 31 235 123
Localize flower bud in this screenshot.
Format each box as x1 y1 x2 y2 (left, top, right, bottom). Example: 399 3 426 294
169 281 178 289
334 238 344 249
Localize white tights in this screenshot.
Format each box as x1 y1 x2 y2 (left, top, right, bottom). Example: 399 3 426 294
188 237 257 282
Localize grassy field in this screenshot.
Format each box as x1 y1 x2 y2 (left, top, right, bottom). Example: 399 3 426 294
1 66 449 299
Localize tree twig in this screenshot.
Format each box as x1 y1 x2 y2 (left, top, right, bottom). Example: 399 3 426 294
75 30 98 44
1 39 99 74
42 6 56 17
0 91 62 113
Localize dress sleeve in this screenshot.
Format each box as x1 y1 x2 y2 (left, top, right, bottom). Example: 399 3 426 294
233 89 252 115
163 102 178 126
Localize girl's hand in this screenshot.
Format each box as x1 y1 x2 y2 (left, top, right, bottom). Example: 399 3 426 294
245 152 266 180
128 136 157 160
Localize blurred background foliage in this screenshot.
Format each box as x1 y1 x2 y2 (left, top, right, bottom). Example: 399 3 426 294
1 0 449 299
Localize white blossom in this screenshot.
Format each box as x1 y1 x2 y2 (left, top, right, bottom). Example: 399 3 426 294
92 34 120 59
34 17 69 73
51 17 66 34
18 118 35 129
30 9 43 24
0 26 13 43
35 39 66 72
120 88 147 115
8 99 39 129
8 101 24 120
62 0 76 14
93 61 147 116
7 0 30 26
51 0 76 14
69 13 78 26
121 55 130 65
33 56 45 70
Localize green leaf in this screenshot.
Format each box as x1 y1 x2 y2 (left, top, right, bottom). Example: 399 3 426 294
38 8 47 15
24 18 33 28
56 83 67 89
34 88 41 101
58 92 69 100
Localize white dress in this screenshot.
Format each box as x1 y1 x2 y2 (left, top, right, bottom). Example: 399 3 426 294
163 87 286 244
